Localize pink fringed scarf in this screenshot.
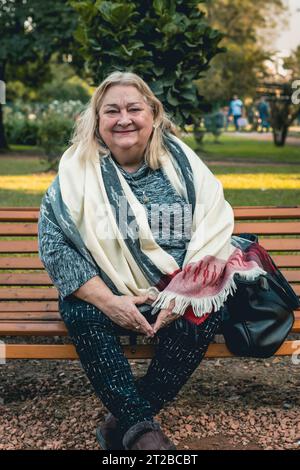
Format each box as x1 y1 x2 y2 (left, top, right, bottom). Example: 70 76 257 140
151 242 274 325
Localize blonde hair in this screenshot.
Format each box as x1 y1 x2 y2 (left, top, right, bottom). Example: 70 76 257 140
71 71 178 169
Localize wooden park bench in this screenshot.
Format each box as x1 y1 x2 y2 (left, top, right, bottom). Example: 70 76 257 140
0 206 299 360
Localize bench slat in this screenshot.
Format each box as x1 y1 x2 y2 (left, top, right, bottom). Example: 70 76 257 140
1 222 300 236
1 311 299 334
0 273 52 285
10 206 298 211
3 340 299 359
1 239 300 254
0 288 58 300
0 241 38 253
1 207 300 221
0 211 39 222
1 285 299 299
1 255 299 270
0 301 58 312
0 207 40 212
281 271 300 282
0 321 67 335
0 308 300 324
233 206 300 209
0 312 60 320
0 223 37 236
272 256 300 267
259 239 300 251
232 207 300 219
0 257 43 269
234 222 300 235
1 271 299 286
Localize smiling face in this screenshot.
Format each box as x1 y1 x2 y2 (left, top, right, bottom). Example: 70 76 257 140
98 85 154 162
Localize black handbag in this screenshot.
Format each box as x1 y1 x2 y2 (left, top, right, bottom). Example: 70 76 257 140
221 234 300 358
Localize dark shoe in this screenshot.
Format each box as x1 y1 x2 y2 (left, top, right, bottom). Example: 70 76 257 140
96 413 124 450
122 420 176 450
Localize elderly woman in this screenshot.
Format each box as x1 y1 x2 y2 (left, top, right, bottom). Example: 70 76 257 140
38 72 266 450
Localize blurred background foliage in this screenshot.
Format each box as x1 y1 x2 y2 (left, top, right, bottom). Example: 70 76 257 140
0 0 299 166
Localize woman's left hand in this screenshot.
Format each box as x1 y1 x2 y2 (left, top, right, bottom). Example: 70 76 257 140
152 300 181 334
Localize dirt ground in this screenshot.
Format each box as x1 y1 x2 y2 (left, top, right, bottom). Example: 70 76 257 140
0 354 299 451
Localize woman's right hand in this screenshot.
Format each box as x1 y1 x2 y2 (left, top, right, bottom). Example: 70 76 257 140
100 294 155 338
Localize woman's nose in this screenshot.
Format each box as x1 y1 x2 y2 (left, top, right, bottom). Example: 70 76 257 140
117 111 132 126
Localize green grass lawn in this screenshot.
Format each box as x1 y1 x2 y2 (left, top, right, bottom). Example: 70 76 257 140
183 134 300 164
0 134 300 207
0 157 49 175
222 188 298 207
0 157 54 206
211 165 300 206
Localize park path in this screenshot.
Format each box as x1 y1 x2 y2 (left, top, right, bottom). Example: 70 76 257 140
205 160 300 166
229 131 300 147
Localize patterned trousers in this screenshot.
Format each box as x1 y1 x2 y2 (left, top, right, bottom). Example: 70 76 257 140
59 297 223 435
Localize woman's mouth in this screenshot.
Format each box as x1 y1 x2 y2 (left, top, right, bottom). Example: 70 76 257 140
113 129 137 134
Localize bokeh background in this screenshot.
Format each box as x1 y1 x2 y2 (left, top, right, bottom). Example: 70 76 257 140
0 0 299 208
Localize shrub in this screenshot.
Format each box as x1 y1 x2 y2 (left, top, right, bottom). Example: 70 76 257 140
5 115 39 145
37 112 74 167
204 111 225 142
4 100 85 162
41 81 90 103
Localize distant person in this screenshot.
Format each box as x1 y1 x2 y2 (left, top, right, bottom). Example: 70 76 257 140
228 95 244 131
257 97 270 132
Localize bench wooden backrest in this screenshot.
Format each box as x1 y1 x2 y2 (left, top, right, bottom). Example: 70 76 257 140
0 206 299 359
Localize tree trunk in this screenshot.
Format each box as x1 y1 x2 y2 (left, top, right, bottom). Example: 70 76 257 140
0 61 8 152
272 126 288 147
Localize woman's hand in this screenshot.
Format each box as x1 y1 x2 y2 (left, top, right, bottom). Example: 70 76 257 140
151 300 181 334
100 294 155 337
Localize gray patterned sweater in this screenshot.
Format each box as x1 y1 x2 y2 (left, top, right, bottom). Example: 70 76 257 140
38 160 192 300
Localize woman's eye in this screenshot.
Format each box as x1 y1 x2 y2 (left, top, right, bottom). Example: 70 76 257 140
105 108 141 114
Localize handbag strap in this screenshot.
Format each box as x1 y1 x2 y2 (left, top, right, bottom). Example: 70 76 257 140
261 274 299 310
268 258 300 310
234 272 299 311
233 232 300 310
